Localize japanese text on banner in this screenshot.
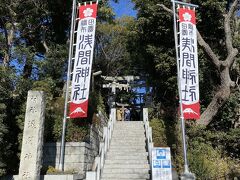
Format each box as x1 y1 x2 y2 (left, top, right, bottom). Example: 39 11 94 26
69 4 98 118
179 8 200 119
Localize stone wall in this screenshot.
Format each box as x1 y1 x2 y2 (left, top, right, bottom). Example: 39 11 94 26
43 112 108 176
43 142 92 175
88 111 108 166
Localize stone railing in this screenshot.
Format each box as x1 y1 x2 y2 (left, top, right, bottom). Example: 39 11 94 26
86 108 116 180
143 108 154 175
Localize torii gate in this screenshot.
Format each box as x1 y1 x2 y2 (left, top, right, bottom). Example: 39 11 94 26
102 76 140 108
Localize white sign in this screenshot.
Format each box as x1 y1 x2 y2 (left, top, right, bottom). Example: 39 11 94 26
152 147 172 180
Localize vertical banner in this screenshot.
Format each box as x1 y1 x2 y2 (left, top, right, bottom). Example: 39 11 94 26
69 3 98 118
179 8 200 119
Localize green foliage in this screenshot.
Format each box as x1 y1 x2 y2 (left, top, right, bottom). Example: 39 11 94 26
211 91 240 130
0 0 239 178
188 141 230 179
95 16 135 76
149 118 167 147
0 67 19 176
0 102 8 177
187 125 240 179
0 0 117 174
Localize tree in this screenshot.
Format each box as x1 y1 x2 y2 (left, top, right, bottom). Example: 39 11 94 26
0 68 9 176
130 0 240 175
0 0 123 174
95 16 135 76
134 0 240 126
159 0 240 125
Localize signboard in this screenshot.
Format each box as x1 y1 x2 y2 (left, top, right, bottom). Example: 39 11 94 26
179 8 200 119
69 3 98 118
152 147 172 180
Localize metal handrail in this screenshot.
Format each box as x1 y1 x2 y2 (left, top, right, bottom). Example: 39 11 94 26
143 108 154 176
86 108 116 180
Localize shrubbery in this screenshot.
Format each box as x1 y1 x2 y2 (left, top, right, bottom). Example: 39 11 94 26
149 117 240 179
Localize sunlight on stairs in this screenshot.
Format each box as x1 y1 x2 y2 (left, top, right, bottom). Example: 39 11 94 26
101 121 150 180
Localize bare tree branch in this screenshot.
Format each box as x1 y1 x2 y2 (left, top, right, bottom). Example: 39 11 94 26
197 31 221 69
41 26 49 53
157 4 173 14
96 35 110 61
225 48 239 67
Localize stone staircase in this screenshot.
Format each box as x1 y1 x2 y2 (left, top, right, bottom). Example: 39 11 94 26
101 121 150 180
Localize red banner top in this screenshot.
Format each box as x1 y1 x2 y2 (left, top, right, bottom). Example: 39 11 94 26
179 8 196 24
79 3 97 19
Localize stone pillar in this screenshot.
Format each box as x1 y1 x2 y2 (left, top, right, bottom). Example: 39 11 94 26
19 91 46 180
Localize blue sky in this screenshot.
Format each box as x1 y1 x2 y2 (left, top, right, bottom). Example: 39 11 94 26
110 0 137 18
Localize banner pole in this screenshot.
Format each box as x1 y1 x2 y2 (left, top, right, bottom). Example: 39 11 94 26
172 0 189 174
58 0 77 171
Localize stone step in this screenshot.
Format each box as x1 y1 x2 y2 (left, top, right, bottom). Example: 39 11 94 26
110 145 146 149
109 146 146 152
112 134 144 136
115 124 144 126
105 159 149 164
107 150 148 156
101 179 149 180
110 141 146 145
114 125 145 131
114 126 144 128
112 135 145 138
110 142 146 146
113 129 145 132
114 125 144 128
114 126 144 129
113 132 145 135
115 123 144 125
103 164 150 169
111 139 146 142
107 151 148 156
111 137 146 141
114 129 144 131
114 125 144 127
106 155 148 160
113 129 145 131
102 173 150 179
111 138 145 141
111 139 145 142
108 151 147 154
115 121 143 124
113 133 145 136
102 168 150 174
112 134 145 138
115 123 144 126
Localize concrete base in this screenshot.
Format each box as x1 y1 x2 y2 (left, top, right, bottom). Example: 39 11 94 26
3 174 84 180
180 172 196 180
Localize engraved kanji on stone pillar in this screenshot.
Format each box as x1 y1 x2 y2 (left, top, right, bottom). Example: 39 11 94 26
19 91 46 180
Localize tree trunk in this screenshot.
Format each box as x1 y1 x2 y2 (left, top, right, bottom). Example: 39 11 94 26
198 67 233 125
198 85 231 125
23 57 33 79
2 25 14 67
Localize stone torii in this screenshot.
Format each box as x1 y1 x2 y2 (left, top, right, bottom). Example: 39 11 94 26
102 76 140 108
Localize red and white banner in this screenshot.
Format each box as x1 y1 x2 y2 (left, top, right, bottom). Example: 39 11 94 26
69 3 98 118
179 8 200 119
